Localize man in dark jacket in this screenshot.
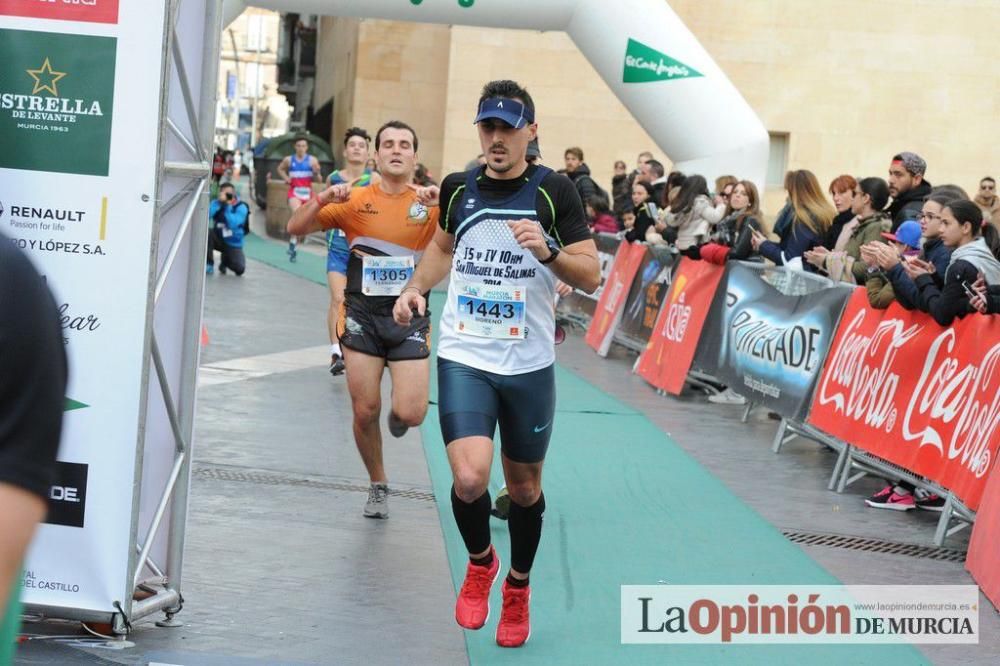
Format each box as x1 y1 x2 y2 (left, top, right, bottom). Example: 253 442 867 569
886 151 932 232
562 146 606 207
642 159 667 206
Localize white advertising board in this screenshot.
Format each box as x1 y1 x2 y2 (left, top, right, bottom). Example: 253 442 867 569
0 0 170 615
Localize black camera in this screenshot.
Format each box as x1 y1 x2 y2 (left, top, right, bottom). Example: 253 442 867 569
224 192 234 202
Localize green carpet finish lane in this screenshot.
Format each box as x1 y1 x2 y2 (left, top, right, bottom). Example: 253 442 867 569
420 296 925 664
247 234 926 664
244 233 328 285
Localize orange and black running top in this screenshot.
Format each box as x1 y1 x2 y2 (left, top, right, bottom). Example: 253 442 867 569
315 183 439 304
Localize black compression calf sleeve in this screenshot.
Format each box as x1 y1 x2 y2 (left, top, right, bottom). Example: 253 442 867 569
451 486 492 556
508 492 546 575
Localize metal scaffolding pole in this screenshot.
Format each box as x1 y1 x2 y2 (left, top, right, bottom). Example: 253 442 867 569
110 0 220 632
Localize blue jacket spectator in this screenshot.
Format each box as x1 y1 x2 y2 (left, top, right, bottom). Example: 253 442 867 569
886 237 951 309
209 196 249 247
883 193 954 310
754 170 834 270
207 183 249 275
757 221 823 269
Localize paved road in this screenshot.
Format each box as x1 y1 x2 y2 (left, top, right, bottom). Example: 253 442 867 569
13 228 999 664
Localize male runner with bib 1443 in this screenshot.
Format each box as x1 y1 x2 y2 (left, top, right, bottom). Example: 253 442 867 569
278 136 322 262
394 80 599 647
325 127 380 376
288 121 438 520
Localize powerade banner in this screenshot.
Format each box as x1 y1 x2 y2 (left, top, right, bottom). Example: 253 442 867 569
636 258 724 395
616 244 677 343
585 241 646 356
695 263 852 419
807 291 1000 510
967 466 1000 612
559 233 620 320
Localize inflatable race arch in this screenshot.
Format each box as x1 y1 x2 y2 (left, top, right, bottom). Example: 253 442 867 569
224 0 769 187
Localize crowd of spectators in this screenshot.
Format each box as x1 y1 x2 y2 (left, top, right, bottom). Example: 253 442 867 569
552 146 1000 510
551 147 1000 327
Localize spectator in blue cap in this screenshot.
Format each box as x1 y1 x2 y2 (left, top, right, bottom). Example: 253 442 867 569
868 191 955 310
861 220 921 308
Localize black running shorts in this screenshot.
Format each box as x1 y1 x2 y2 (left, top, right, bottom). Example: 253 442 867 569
437 358 556 463
338 296 430 362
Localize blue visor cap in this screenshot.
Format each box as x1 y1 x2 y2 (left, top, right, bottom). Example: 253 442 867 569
882 220 922 250
473 97 534 129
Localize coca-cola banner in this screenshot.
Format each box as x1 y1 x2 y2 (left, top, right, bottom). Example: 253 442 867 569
585 241 647 356
636 258 725 394
807 290 1000 510
559 233 621 321
617 244 677 344
695 263 853 419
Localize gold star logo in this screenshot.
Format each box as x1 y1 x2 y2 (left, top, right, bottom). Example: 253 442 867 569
26 58 66 96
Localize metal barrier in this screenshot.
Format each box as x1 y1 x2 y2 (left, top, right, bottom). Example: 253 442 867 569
731 260 836 296
556 239 975 547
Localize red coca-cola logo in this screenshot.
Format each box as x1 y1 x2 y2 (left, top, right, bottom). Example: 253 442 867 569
902 329 1000 478
817 309 921 430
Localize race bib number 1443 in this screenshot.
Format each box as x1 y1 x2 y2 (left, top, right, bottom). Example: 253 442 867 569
456 284 526 339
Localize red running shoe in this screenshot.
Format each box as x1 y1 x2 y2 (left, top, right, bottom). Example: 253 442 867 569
496 580 531 647
455 547 500 630
864 485 915 511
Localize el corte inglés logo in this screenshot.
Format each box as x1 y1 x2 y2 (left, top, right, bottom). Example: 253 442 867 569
623 38 703 84
64 398 89 412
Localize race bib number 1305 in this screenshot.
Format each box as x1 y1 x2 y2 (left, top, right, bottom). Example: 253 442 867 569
456 283 526 339
362 256 414 296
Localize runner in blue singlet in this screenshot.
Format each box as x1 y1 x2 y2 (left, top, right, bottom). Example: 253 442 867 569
325 127 380 375
277 136 321 262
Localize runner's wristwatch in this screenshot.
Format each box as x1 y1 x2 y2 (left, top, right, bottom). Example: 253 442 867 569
539 239 560 265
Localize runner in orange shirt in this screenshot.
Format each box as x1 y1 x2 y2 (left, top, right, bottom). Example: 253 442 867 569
287 120 438 519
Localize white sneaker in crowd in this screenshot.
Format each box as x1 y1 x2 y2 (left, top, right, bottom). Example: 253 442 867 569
708 388 747 405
